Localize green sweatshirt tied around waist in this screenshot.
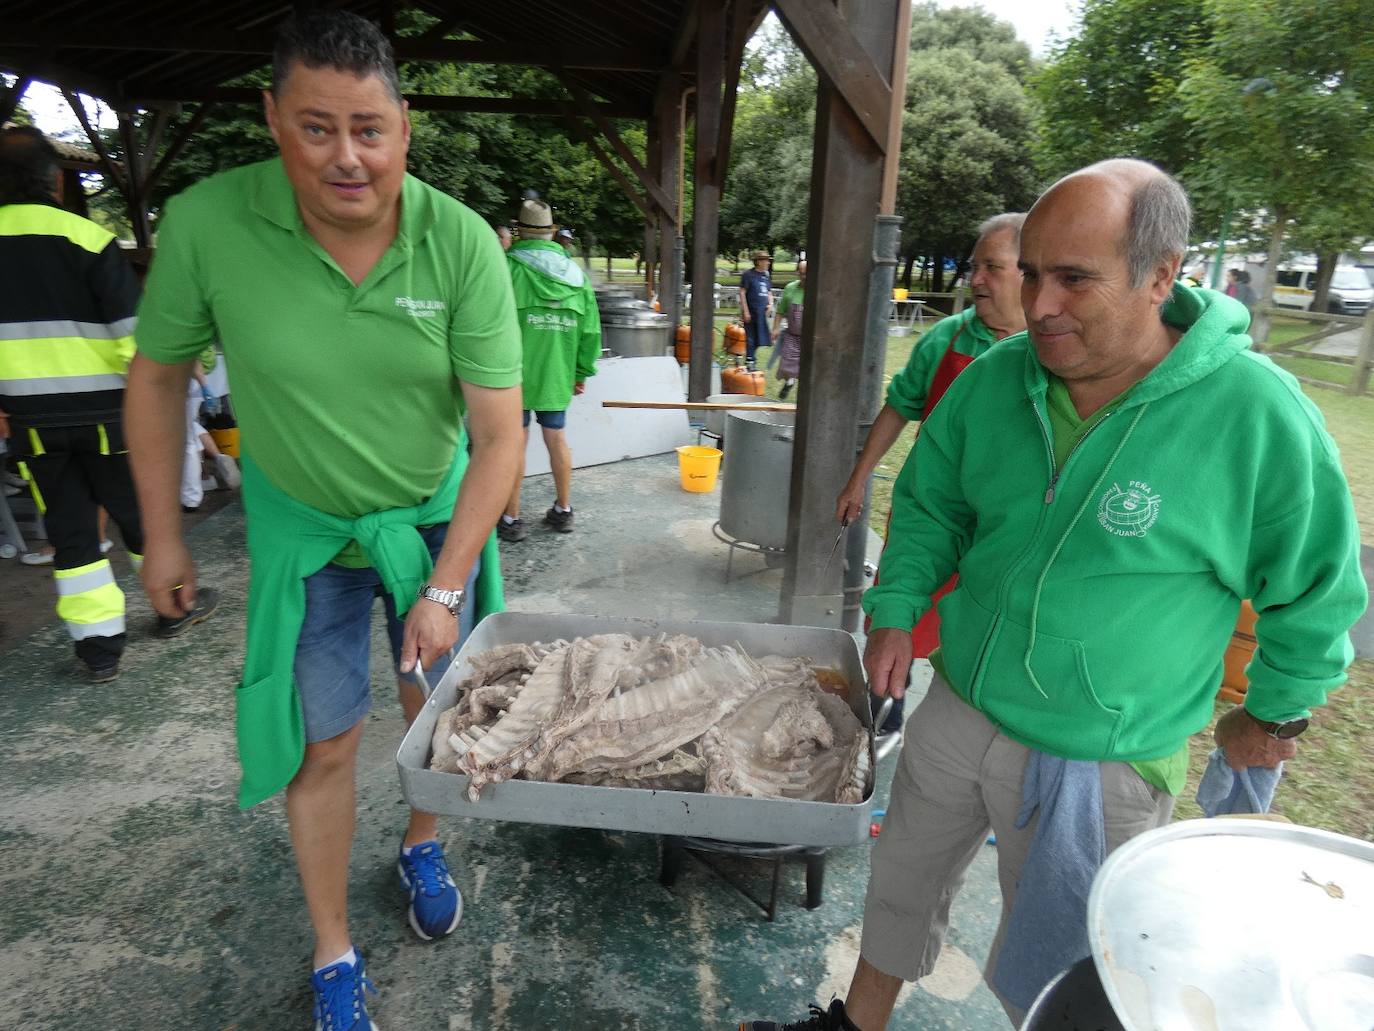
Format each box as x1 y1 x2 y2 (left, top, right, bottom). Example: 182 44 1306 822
235 441 504 808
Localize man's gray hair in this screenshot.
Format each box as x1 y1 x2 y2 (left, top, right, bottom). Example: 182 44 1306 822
272 10 402 105
1125 175 1191 288
977 212 1026 247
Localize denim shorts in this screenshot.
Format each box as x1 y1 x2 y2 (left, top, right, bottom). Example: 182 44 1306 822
293 523 479 743
522 409 567 430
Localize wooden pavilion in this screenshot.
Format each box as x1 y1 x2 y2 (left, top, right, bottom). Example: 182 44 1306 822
1 0 911 627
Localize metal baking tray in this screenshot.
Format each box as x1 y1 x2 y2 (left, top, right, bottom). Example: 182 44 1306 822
396 611 876 847
1088 819 1374 1030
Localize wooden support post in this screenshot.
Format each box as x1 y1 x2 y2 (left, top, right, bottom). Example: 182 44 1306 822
644 117 661 301
143 103 212 199
1351 311 1374 396
779 0 904 628
689 0 726 402
655 72 685 334
118 112 152 248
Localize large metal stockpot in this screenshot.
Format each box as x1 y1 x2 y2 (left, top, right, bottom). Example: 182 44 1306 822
601 308 672 358
718 409 793 551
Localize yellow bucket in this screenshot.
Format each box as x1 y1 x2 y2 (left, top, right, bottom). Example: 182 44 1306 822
676 445 722 492
892 287 909 301
208 427 240 458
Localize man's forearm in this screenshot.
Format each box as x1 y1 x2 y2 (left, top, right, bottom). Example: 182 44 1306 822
124 352 193 545
430 427 523 590
847 404 911 486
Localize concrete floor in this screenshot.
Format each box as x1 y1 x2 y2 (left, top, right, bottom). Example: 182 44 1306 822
0 454 1009 1030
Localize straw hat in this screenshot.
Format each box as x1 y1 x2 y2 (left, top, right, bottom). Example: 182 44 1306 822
517 198 554 231
750 250 770 261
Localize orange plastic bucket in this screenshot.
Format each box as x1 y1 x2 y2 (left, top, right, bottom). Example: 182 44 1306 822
208 427 240 458
676 446 722 492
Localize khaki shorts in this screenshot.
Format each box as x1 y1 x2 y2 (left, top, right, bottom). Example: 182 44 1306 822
861 675 1174 1010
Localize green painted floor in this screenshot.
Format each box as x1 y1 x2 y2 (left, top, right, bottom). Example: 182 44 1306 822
0 454 1008 1029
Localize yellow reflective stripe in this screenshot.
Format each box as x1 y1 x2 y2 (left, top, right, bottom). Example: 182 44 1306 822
97 423 110 455
27 428 45 455
54 559 125 636
64 613 126 640
0 204 114 254
53 560 116 596
0 334 134 379
15 460 44 512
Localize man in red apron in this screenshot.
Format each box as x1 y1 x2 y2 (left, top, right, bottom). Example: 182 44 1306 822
837 213 1027 738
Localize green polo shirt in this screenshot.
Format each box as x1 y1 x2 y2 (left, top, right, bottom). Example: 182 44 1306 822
135 158 522 560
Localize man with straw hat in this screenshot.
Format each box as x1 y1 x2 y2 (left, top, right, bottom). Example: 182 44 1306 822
737 249 775 365
499 197 601 541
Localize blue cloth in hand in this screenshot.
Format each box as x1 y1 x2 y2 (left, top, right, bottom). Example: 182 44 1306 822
992 752 1105 1012
1195 748 1283 817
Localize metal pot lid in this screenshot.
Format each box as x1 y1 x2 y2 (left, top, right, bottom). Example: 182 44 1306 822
601 312 670 326
599 296 647 310
1088 819 1374 1030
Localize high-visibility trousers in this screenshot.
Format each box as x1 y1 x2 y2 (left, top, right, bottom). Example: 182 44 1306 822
14 423 145 668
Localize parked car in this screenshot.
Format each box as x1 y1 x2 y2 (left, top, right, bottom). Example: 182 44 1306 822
1272 264 1374 315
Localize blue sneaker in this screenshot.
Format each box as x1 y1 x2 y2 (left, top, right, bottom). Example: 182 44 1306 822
310 951 378 1031
397 840 463 941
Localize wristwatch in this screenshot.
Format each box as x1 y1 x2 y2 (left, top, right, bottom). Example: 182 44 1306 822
1246 710 1309 740
417 583 465 618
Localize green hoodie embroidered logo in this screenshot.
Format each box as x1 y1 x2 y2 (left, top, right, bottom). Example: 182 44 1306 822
1098 480 1161 537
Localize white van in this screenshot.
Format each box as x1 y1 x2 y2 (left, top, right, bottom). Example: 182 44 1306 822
1272 264 1374 315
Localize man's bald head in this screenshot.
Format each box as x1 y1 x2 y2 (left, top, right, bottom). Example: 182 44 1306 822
1033 159 1190 288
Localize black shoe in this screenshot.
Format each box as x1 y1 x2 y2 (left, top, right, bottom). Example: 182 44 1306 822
155 586 219 639
778 381 794 400
497 517 529 543
83 662 119 684
740 1000 859 1031
181 505 200 513
544 506 574 533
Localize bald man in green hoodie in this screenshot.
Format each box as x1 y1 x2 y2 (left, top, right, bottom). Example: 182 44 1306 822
745 160 1366 1031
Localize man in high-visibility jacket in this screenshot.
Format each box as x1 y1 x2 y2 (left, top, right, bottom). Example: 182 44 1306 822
0 126 217 681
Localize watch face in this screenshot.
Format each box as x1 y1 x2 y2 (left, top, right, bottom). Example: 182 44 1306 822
1274 718 1308 739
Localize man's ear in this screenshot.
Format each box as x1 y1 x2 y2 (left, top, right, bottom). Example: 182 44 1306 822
263 89 282 145
1149 257 1181 305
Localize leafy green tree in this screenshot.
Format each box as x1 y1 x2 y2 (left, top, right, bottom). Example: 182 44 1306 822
1031 0 1210 182
1179 0 1374 340
895 44 1038 289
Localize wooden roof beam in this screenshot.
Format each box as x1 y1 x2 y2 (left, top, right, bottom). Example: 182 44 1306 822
127 87 651 119
4 23 661 72
772 0 892 152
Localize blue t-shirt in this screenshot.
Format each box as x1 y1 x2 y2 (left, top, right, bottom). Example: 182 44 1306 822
740 267 772 309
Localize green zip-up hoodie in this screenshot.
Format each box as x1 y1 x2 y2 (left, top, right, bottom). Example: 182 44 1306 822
507 240 601 411
863 285 1366 763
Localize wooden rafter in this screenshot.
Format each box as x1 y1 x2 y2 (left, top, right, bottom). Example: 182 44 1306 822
143 103 213 199
564 116 653 219
561 78 676 217
60 86 129 198
124 86 651 119
772 0 892 152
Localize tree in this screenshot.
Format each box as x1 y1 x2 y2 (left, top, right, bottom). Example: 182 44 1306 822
1031 0 1211 182
1179 0 1374 340
895 42 1038 289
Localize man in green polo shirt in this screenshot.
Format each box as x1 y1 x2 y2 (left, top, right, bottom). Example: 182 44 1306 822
124 12 523 1029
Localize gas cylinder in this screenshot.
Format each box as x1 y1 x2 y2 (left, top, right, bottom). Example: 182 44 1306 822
721 365 765 396
724 322 747 356
674 324 691 365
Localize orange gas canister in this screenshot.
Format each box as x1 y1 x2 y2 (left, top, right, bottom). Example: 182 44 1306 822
724 322 747 356
1218 601 1258 705
721 365 765 396
674 324 692 365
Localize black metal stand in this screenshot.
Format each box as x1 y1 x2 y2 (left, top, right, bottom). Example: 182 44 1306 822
711 520 786 581
658 835 827 921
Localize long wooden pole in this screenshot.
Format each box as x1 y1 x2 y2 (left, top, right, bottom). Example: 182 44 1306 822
601 400 795 412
